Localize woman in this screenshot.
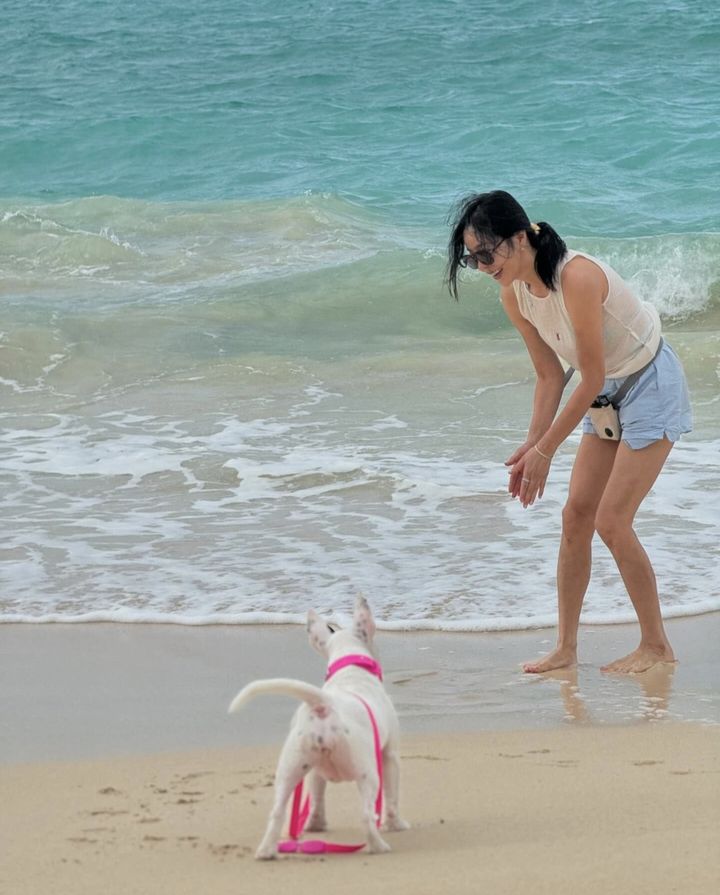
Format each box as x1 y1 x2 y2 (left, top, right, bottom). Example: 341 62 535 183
447 191 692 674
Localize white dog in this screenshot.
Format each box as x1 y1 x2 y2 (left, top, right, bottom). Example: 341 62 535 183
228 595 410 859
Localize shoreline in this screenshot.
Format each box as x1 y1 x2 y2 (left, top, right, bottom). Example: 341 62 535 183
4 601 720 628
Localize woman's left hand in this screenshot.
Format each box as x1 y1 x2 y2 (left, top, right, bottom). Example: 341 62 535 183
510 445 552 507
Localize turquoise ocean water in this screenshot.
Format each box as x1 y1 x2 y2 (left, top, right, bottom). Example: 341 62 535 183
1 0 718 628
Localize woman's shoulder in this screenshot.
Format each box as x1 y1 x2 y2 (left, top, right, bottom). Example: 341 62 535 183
559 250 611 296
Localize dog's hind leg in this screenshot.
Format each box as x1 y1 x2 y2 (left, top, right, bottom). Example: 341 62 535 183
382 745 411 832
357 774 391 854
255 746 306 860
305 771 328 832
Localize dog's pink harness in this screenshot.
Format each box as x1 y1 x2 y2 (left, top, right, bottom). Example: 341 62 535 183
277 654 384 855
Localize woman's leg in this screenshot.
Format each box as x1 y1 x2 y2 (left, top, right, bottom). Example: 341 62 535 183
594 437 676 673
523 434 619 673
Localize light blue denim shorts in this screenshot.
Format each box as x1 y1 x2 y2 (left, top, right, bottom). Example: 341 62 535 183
582 341 692 450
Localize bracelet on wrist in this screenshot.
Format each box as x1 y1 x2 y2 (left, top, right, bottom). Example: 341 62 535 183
534 444 553 461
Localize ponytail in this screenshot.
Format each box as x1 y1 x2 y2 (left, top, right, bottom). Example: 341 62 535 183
526 221 567 291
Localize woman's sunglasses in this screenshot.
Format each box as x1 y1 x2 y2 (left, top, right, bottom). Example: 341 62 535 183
459 239 505 270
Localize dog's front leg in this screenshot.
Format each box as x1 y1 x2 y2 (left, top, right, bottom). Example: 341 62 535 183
382 746 411 832
357 773 391 853
305 771 328 832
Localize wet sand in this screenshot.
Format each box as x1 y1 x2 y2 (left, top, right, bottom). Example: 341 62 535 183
1 613 718 762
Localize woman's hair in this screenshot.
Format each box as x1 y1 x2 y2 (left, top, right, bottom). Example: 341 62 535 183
446 190 567 299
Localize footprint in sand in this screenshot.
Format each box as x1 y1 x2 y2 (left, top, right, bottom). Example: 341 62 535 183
208 843 252 860
176 772 214 783
403 754 449 762
178 836 200 848
88 809 128 817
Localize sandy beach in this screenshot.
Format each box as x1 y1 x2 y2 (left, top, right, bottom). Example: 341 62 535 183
2 614 719 894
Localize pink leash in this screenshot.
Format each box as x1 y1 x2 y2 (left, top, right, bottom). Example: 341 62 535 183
278 656 384 855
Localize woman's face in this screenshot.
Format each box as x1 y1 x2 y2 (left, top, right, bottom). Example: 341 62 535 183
462 227 519 286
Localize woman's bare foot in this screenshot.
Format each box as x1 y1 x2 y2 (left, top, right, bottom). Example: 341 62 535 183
522 645 577 674
601 643 676 674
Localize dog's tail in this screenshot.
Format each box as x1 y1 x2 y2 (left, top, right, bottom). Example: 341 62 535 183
228 679 329 715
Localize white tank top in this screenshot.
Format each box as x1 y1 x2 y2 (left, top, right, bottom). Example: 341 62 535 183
512 250 662 377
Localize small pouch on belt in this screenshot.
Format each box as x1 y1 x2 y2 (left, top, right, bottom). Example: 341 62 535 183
589 394 621 440
587 338 665 442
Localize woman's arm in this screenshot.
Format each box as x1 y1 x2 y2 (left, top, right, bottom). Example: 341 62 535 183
499 285 567 498
533 258 606 459
500 285 567 448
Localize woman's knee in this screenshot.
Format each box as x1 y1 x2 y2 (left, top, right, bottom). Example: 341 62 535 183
594 506 631 549
561 499 597 541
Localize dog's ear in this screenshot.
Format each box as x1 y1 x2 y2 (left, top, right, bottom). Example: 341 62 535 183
352 594 376 646
307 609 331 656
